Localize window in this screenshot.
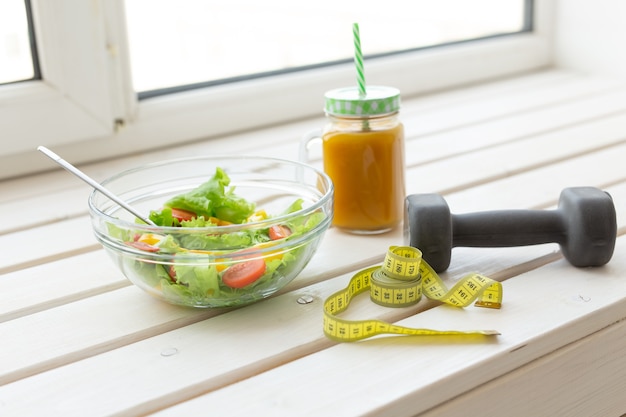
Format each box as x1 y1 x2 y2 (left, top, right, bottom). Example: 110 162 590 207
0 0 132 161
0 0 550 181
124 0 530 97
0 0 38 84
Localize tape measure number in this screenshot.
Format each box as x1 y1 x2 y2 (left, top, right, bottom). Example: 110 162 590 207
323 246 502 342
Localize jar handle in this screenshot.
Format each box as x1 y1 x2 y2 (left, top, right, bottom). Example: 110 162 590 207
299 128 323 163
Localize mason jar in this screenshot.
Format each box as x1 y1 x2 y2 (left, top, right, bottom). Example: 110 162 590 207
301 86 405 234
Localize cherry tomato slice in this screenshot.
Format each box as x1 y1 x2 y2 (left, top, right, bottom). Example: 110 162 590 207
222 259 266 289
168 265 177 282
127 241 160 252
170 208 197 222
269 225 292 240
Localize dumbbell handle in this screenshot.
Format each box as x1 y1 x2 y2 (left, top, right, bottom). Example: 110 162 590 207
453 210 565 248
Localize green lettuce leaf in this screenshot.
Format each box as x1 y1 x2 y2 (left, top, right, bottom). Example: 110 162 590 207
148 207 179 227
177 230 256 251
159 167 255 224
174 261 221 297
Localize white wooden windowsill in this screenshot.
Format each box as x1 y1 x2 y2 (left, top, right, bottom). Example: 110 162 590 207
1 68 625 416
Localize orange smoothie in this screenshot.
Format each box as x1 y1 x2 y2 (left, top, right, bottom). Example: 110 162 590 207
322 123 405 232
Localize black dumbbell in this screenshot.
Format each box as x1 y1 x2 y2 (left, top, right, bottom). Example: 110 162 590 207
404 187 617 272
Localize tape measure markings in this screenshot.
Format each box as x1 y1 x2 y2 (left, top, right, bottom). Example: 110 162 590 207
323 246 503 342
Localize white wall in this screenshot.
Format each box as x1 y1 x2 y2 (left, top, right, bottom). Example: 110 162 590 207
554 0 626 78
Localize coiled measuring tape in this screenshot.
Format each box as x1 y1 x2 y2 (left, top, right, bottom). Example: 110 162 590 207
323 246 503 342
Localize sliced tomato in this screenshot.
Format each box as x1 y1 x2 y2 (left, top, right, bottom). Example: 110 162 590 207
269 225 292 240
168 265 176 277
222 259 266 289
170 208 197 222
127 241 160 252
167 265 177 282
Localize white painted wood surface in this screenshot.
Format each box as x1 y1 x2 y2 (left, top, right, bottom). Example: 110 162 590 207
1 69 625 416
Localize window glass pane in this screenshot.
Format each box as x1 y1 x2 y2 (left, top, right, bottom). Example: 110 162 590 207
0 0 36 84
125 0 528 95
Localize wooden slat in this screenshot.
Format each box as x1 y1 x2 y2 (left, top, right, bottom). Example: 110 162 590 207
1 286 215 385
0 250 128 323
395 69 581 114
417 319 626 417
404 88 626 168
0 217 97 274
409 115 626 195
0 187 91 236
443 143 626 212
401 73 622 138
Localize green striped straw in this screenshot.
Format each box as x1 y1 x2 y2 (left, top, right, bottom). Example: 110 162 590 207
353 23 366 97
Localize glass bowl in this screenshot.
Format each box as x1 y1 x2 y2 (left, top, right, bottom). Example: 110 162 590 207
88 156 333 308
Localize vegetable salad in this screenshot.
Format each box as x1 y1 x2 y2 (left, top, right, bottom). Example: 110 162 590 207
111 167 325 307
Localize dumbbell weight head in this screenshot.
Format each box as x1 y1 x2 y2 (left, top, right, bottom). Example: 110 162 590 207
558 187 616 267
404 193 452 272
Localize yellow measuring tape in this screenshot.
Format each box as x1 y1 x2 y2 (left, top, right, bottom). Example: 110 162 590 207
323 246 503 342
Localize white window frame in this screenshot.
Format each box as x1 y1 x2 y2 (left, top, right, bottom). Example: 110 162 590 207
0 0 554 180
0 0 134 156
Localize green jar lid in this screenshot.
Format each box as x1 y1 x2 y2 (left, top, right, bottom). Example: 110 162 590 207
324 85 401 117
